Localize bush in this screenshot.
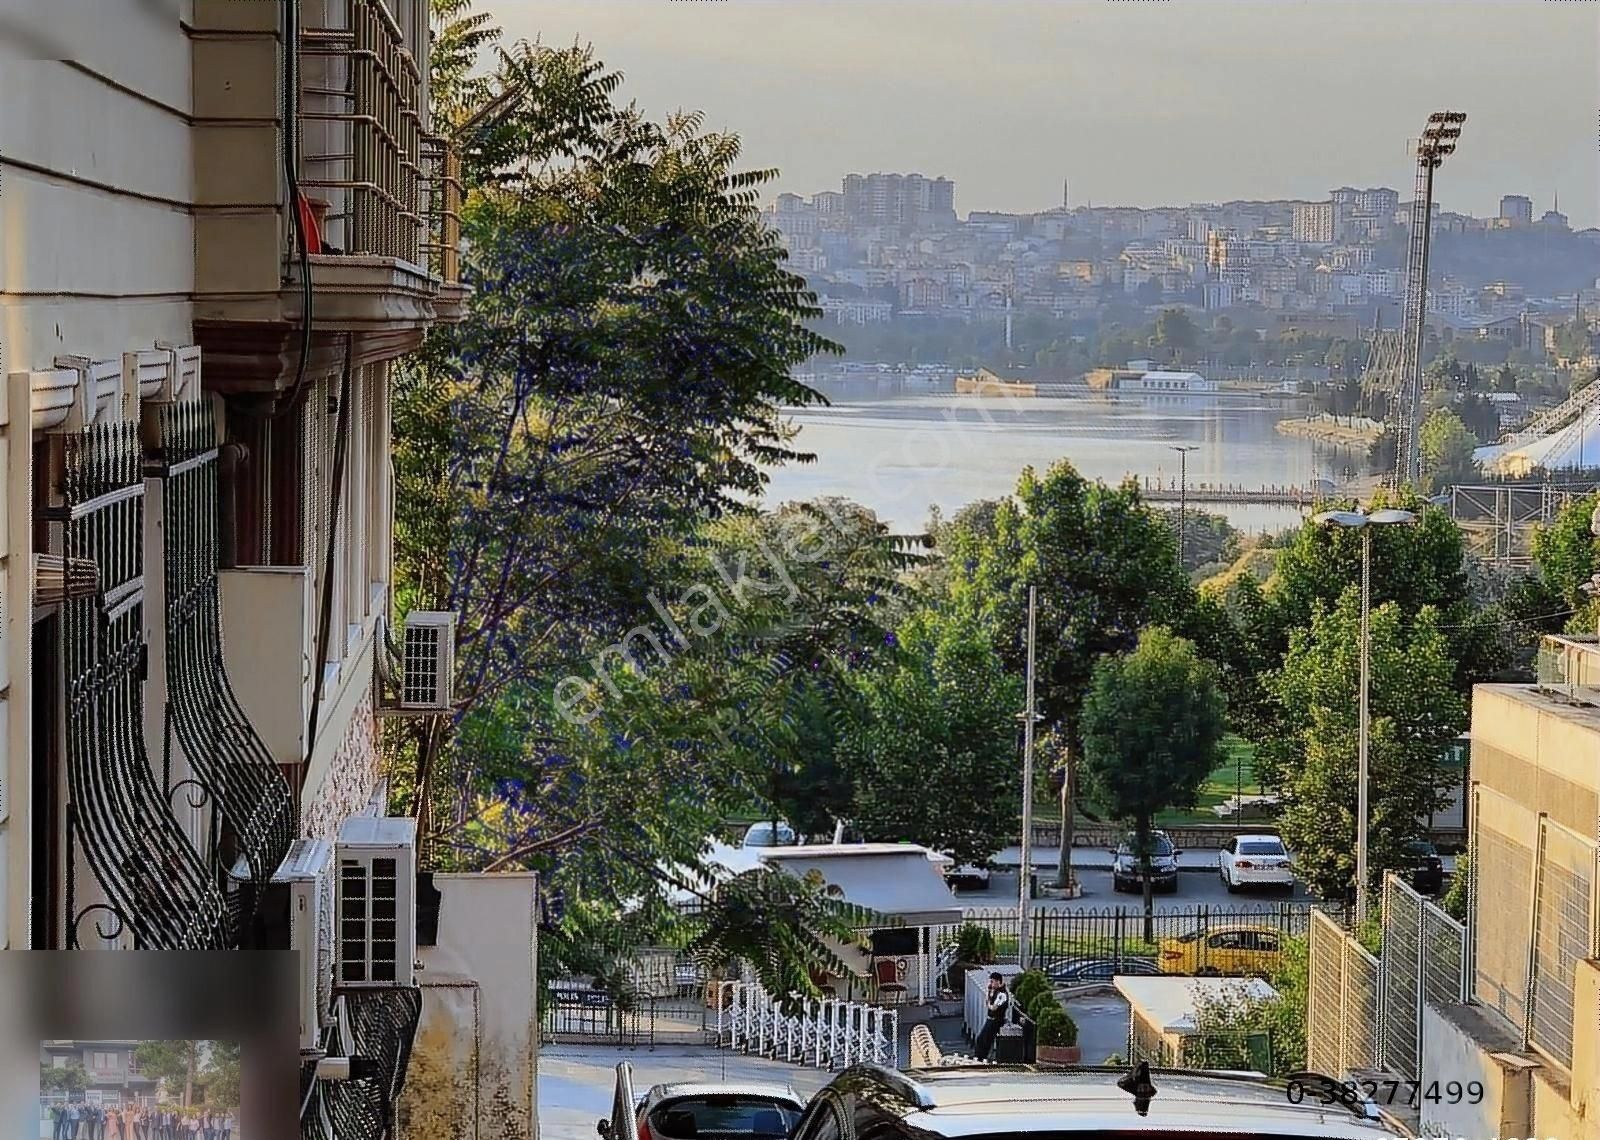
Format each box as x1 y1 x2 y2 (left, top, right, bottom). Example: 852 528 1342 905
1011 969 1051 1010
956 924 996 965
1034 1006 1078 1047
1025 989 1060 1021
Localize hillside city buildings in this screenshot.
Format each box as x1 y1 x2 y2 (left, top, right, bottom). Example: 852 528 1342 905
767 174 1596 358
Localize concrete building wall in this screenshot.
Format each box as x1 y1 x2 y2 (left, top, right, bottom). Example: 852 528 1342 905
1 4 198 949
403 873 539 1140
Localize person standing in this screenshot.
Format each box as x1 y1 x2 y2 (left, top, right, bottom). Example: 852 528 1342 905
973 971 1012 1061
220 1109 233 1140
50 1102 66 1140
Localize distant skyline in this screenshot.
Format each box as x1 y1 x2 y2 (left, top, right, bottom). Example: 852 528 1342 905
502 1 1599 229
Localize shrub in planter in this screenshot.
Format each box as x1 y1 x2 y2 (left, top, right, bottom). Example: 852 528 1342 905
949 925 998 991
1033 1006 1081 1065
1012 970 1051 1011
1025 989 1060 1022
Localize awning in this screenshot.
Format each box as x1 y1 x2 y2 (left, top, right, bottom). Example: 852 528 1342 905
759 844 964 927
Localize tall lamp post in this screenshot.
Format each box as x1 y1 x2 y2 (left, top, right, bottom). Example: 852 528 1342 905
1313 507 1417 925
1169 445 1198 569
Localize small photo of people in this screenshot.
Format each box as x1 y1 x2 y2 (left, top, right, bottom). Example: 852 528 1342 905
39 1041 240 1140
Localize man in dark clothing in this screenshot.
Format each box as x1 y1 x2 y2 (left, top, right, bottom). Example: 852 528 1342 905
973 971 1011 1061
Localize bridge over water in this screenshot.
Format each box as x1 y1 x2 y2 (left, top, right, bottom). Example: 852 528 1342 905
1137 478 1331 507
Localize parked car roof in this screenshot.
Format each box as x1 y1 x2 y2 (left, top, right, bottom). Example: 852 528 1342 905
1231 833 1284 844
828 1064 1410 1137
644 1082 803 1104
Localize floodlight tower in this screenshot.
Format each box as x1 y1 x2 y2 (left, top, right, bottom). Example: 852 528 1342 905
1395 111 1466 486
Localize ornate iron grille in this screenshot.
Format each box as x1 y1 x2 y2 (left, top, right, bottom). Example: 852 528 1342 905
153 401 298 938
318 987 423 1140
56 420 230 949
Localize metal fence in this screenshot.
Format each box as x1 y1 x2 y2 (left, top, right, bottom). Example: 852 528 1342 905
1307 909 1380 1077
1378 874 1466 1081
714 982 899 1069
542 946 713 1047
945 903 1314 969
1470 784 1600 1073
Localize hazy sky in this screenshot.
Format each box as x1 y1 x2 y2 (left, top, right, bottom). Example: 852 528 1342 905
497 1 1599 229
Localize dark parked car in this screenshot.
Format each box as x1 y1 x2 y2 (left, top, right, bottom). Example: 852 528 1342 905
1400 840 1445 895
1043 956 1161 985
1111 831 1180 894
787 1063 1413 1138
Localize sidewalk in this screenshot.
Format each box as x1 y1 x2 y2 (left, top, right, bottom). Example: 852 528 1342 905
989 845 1455 874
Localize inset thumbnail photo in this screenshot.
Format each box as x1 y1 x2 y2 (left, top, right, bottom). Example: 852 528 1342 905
39 1042 240 1140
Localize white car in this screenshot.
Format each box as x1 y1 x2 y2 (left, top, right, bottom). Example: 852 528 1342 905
742 820 797 848
1219 833 1295 893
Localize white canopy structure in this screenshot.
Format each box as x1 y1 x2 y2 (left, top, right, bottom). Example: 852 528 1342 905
758 843 963 927
1477 418 1600 475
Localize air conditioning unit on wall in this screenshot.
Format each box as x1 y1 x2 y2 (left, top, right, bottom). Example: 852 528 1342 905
335 816 417 988
270 839 336 1053
400 611 456 711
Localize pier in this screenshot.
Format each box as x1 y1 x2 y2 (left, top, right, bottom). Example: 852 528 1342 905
1138 478 1329 507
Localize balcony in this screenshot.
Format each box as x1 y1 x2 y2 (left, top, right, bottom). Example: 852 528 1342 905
1535 634 1600 706
190 0 464 398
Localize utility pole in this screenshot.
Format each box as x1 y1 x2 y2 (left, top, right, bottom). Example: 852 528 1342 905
1017 587 1039 970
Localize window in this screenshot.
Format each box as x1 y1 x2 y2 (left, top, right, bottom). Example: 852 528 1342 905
1239 841 1284 856
1255 932 1280 953
1208 932 1244 950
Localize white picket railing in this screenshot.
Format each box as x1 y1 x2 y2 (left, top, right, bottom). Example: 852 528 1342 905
714 982 899 1069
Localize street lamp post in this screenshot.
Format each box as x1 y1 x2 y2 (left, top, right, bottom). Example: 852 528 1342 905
1313 507 1417 926
1170 445 1198 569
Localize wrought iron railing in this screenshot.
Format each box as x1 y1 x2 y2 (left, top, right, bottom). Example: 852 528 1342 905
315 987 423 1140
152 401 299 940
54 421 230 950
299 0 424 266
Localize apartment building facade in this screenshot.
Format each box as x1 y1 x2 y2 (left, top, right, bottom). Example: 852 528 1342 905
3 3 534 1137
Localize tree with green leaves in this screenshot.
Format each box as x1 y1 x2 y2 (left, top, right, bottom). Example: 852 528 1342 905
1241 492 1503 789
1529 492 1600 632
40 1060 86 1095
1186 937 1307 1075
1080 626 1227 938
1271 593 1464 902
841 611 1023 867
1418 407 1481 491
200 1041 240 1107
945 461 1209 887
133 1041 199 1106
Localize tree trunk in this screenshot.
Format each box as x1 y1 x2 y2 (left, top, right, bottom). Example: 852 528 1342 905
1054 742 1075 889
183 1045 195 1108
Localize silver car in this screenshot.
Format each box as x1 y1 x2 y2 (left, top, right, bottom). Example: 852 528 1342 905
599 1081 805 1140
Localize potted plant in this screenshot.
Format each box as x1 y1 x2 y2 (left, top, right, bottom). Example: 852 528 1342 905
948 924 996 992
1033 1006 1081 1065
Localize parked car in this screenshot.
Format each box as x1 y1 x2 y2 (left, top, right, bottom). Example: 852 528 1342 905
741 820 798 848
1111 831 1180 893
1043 956 1161 985
1218 833 1295 894
599 1082 804 1140
1157 923 1285 977
946 861 992 891
1400 839 1445 895
785 1063 1413 1138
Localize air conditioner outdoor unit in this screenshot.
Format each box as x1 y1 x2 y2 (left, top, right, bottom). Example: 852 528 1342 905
272 839 336 1053
335 816 417 988
400 611 456 711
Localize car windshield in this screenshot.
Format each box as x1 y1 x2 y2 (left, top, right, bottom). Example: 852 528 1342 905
1238 840 1284 855
650 1096 799 1139
1407 841 1438 856
743 824 794 846
1120 837 1174 857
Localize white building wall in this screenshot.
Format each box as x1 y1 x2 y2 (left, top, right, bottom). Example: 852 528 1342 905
0 7 196 950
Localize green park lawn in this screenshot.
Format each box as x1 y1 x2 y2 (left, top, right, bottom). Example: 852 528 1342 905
1035 736 1266 827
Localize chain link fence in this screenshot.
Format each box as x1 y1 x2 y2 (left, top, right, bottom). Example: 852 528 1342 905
1307 909 1379 1076
1527 817 1597 1068
1378 874 1465 1081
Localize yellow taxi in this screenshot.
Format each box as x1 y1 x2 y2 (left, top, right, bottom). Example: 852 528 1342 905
1156 923 1284 977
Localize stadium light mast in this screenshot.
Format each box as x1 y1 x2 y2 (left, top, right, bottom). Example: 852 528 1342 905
1396 111 1466 487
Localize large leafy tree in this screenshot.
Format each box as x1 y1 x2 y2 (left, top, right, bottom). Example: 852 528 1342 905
1419 407 1481 491
1271 593 1464 901
945 461 1208 885
1080 626 1227 938
841 611 1023 867
1243 492 1503 788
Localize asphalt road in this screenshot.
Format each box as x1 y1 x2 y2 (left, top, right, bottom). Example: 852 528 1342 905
959 865 1314 913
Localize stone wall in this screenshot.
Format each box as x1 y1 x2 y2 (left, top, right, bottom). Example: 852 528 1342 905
300 690 380 840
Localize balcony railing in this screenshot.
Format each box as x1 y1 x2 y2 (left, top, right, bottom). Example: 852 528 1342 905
299 0 424 267
421 136 463 286
1535 634 1600 705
